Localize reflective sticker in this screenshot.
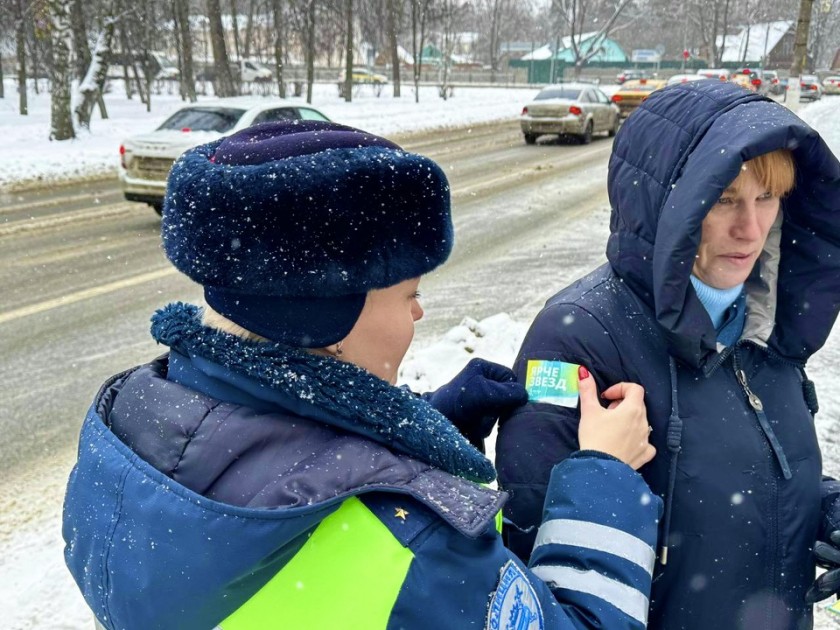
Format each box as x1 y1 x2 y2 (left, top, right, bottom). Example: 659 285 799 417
487 560 544 630
525 360 580 407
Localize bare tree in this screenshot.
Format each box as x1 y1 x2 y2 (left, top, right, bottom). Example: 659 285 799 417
208 0 239 96
48 0 75 140
15 0 29 114
552 0 635 79
243 0 257 59
386 0 401 96
809 0 840 70
230 0 242 60
69 0 107 118
410 0 435 102
75 3 118 128
344 0 354 102
438 0 460 99
271 0 287 97
174 0 197 101
484 0 511 81
305 0 316 102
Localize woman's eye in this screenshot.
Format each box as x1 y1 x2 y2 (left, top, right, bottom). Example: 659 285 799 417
412 291 422 300
717 197 733 205
758 191 773 200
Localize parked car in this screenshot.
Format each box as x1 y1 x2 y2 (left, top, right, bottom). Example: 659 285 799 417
799 75 823 100
238 58 273 83
823 76 840 95
337 67 388 97
610 78 667 119
697 68 731 81
762 70 784 95
119 99 332 214
107 51 179 81
615 69 647 84
666 73 705 86
520 83 620 145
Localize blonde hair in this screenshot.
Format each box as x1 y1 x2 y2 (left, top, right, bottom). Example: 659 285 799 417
734 149 796 198
201 304 268 343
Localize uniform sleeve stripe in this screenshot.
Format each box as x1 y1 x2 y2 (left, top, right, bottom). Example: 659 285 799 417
531 564 649 626
533 518 655 575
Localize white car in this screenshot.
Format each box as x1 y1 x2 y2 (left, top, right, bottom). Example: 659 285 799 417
697 68 731 81
119 98 331 214
666 74 705 86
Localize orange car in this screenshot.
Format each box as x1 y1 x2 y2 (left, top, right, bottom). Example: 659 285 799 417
731 73 758 92
610 79 667 119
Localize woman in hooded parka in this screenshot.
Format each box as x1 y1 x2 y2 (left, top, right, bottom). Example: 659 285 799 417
496 80 840 629
63 121 661 630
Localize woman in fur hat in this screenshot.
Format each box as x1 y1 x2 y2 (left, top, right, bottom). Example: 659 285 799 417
63 121 658 630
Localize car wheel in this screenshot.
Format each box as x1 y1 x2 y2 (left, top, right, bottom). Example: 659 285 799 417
608 116 619 137
524 133 537 145
152 202 163 216
580 121 593 145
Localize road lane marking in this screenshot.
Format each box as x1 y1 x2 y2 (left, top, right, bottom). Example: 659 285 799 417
452 143 611 200
0 203 138 237
0 267 178 325
0 189 121 215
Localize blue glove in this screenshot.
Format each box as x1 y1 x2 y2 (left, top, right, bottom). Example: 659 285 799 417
424 358 528 450
806 530 840 603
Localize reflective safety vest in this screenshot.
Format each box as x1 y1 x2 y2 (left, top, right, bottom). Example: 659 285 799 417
217 496 503 629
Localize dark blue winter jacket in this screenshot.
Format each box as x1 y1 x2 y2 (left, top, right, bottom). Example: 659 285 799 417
496 81 840 629
63 303 662 630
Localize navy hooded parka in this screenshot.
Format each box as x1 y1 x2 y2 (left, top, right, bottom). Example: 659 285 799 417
496 81 840 629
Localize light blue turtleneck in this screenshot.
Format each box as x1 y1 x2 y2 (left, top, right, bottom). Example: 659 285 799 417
690 275 744 329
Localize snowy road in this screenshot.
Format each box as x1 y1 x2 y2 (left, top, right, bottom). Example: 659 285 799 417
3 108 840 627
0 120 618 628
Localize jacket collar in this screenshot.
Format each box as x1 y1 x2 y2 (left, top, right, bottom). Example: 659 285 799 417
150 302 496 484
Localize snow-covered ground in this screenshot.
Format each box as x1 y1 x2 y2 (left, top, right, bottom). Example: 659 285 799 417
0 79 541 190
1 85 839 628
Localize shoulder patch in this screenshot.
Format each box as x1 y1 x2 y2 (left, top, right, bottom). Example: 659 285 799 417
487 560 544 630
525 360 580 407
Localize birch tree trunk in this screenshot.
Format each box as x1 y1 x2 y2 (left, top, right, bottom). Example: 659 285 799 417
74 7 117 129
69 0 109 117
48 0 76 140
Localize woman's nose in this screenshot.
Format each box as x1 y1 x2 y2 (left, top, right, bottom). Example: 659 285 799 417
413 302 424 322
732 204 763 240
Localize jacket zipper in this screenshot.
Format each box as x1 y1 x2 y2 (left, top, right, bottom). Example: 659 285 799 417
732 347 789 628
732 350 791 480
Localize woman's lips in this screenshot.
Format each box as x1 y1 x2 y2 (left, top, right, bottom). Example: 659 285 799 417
720 253 754 266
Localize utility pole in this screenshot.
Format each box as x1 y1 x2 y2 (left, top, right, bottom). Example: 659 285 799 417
787 0 814 111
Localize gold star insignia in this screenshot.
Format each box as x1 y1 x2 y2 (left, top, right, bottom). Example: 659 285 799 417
394 507 409 521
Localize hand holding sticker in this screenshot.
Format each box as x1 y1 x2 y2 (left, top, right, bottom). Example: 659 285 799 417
577 366 656 470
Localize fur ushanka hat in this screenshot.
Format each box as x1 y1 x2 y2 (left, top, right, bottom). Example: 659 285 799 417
162 120 453 347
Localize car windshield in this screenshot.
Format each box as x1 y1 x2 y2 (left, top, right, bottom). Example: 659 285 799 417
535 88 582 101
158 107 246 132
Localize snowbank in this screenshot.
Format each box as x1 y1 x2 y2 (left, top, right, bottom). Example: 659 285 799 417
0 80 538 190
